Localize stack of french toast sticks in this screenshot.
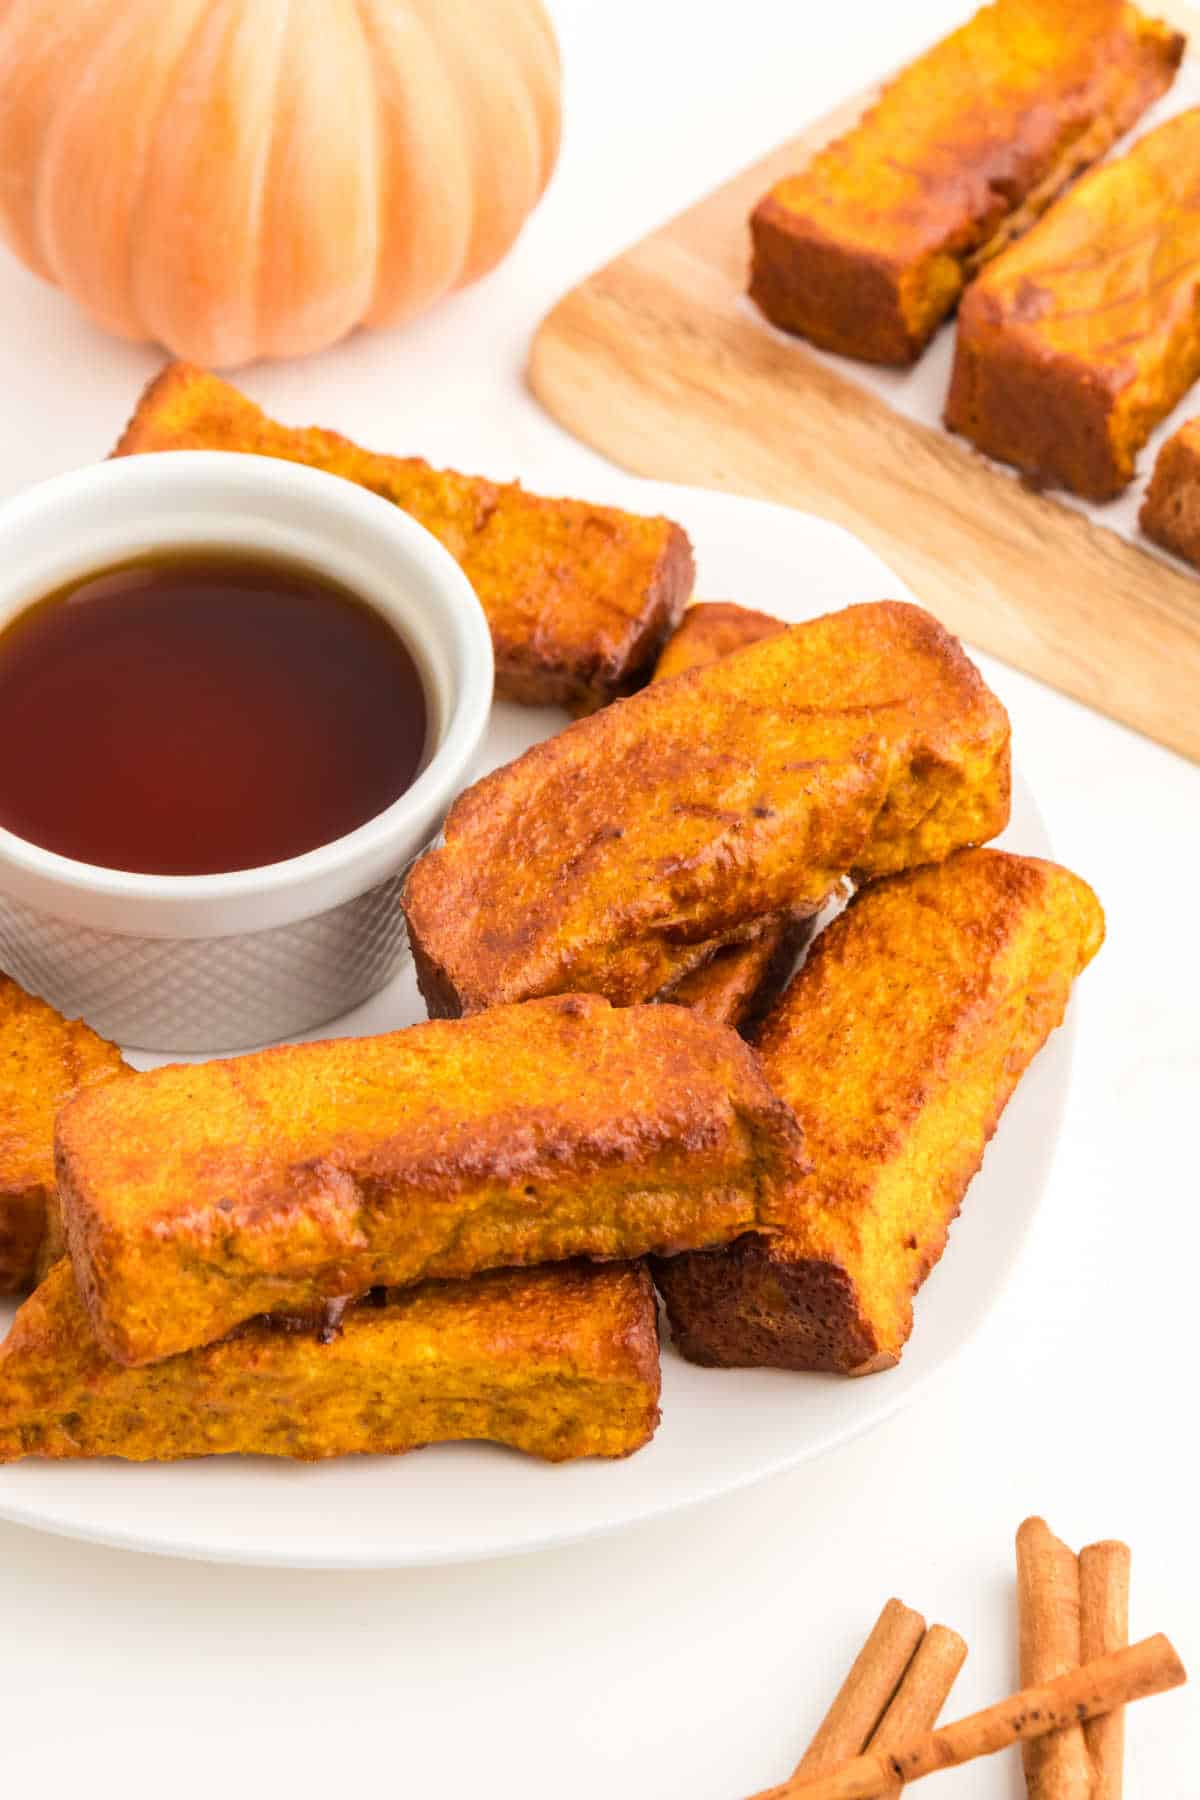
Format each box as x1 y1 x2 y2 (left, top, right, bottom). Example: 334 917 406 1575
0 368 1103 1466
752 0 1200 558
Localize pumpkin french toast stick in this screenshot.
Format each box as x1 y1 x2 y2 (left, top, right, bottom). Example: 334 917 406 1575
946 107 1200 499
648 603 807 1031
655 850 1104 1375
0 1259 661 1464
1140 416 1200 562
56 994 806 1366
651 601 783 681
655 917 812 1035
113 362 694 711
404 601 1011 1017
0 974 127 1294
750 0 1183 365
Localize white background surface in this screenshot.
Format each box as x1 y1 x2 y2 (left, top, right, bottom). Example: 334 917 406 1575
0 0 1195 1793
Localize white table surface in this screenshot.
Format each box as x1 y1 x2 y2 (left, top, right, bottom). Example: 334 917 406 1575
0 1 1195 1793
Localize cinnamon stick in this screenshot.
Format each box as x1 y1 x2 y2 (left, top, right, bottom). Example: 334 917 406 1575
868 1625 968 1798
1080 1540 1132 1800
745 1634 1186 1800
792 1599 926 1778
1016 1516 1092 1799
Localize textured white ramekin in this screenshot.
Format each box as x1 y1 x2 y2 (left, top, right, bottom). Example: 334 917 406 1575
0 452 493 1051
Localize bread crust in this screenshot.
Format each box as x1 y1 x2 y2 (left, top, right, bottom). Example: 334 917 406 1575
750 0 1182 364
1139 416 1200 562
946 107 1200 498
0 975 127 1294
403 601 1011 1016
0 1259 661 1464
656 1239 887 1375
55 994 806 1367
655 850 1105 1375
113 363 694 711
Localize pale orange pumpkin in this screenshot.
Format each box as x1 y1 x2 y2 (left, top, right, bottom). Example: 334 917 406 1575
0 0 561 366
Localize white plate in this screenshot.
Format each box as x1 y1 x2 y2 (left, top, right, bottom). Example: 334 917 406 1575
0 479 1061 1567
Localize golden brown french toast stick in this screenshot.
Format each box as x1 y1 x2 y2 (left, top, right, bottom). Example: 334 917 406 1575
655 851 1104 1375
56 994 806 1366
0 974 127 1294
651 601 783 681
750 0 1182 364
0 1259 661 1464
1141 416 1200 563
404 601 1010 1017
946 107 1200 499
114 362 694 711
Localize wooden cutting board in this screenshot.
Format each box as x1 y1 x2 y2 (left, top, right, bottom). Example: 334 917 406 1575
529 16 1200 763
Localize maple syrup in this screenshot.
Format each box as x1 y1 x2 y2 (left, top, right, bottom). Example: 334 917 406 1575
0 552 429 875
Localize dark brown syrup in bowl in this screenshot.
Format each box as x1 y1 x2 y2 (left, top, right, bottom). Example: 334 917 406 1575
0 552 428 875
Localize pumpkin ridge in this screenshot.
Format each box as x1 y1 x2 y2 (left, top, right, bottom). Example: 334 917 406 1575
251 0 295 356
439 0 542 288
494 0 562 200
32 0 134 291
130 0 296 364
409 0 483 300
353 0 390 328
126 0 216 344
354 0 474 328
0 0 109 281
480 12 549 273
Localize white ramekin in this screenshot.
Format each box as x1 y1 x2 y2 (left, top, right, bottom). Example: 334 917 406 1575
0 452 493 1052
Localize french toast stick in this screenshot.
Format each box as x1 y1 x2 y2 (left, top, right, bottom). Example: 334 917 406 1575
651 602 783 681
0 974 127 1294
0 1259 661 1464
946 107 1200 499
1140 416 1200 564
750 0 1182 364
655 851 1104 1375
404 602 1011 1017
56 994 806 1367
113 363 694 711
650 602 803 1030
654 917 813 1035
